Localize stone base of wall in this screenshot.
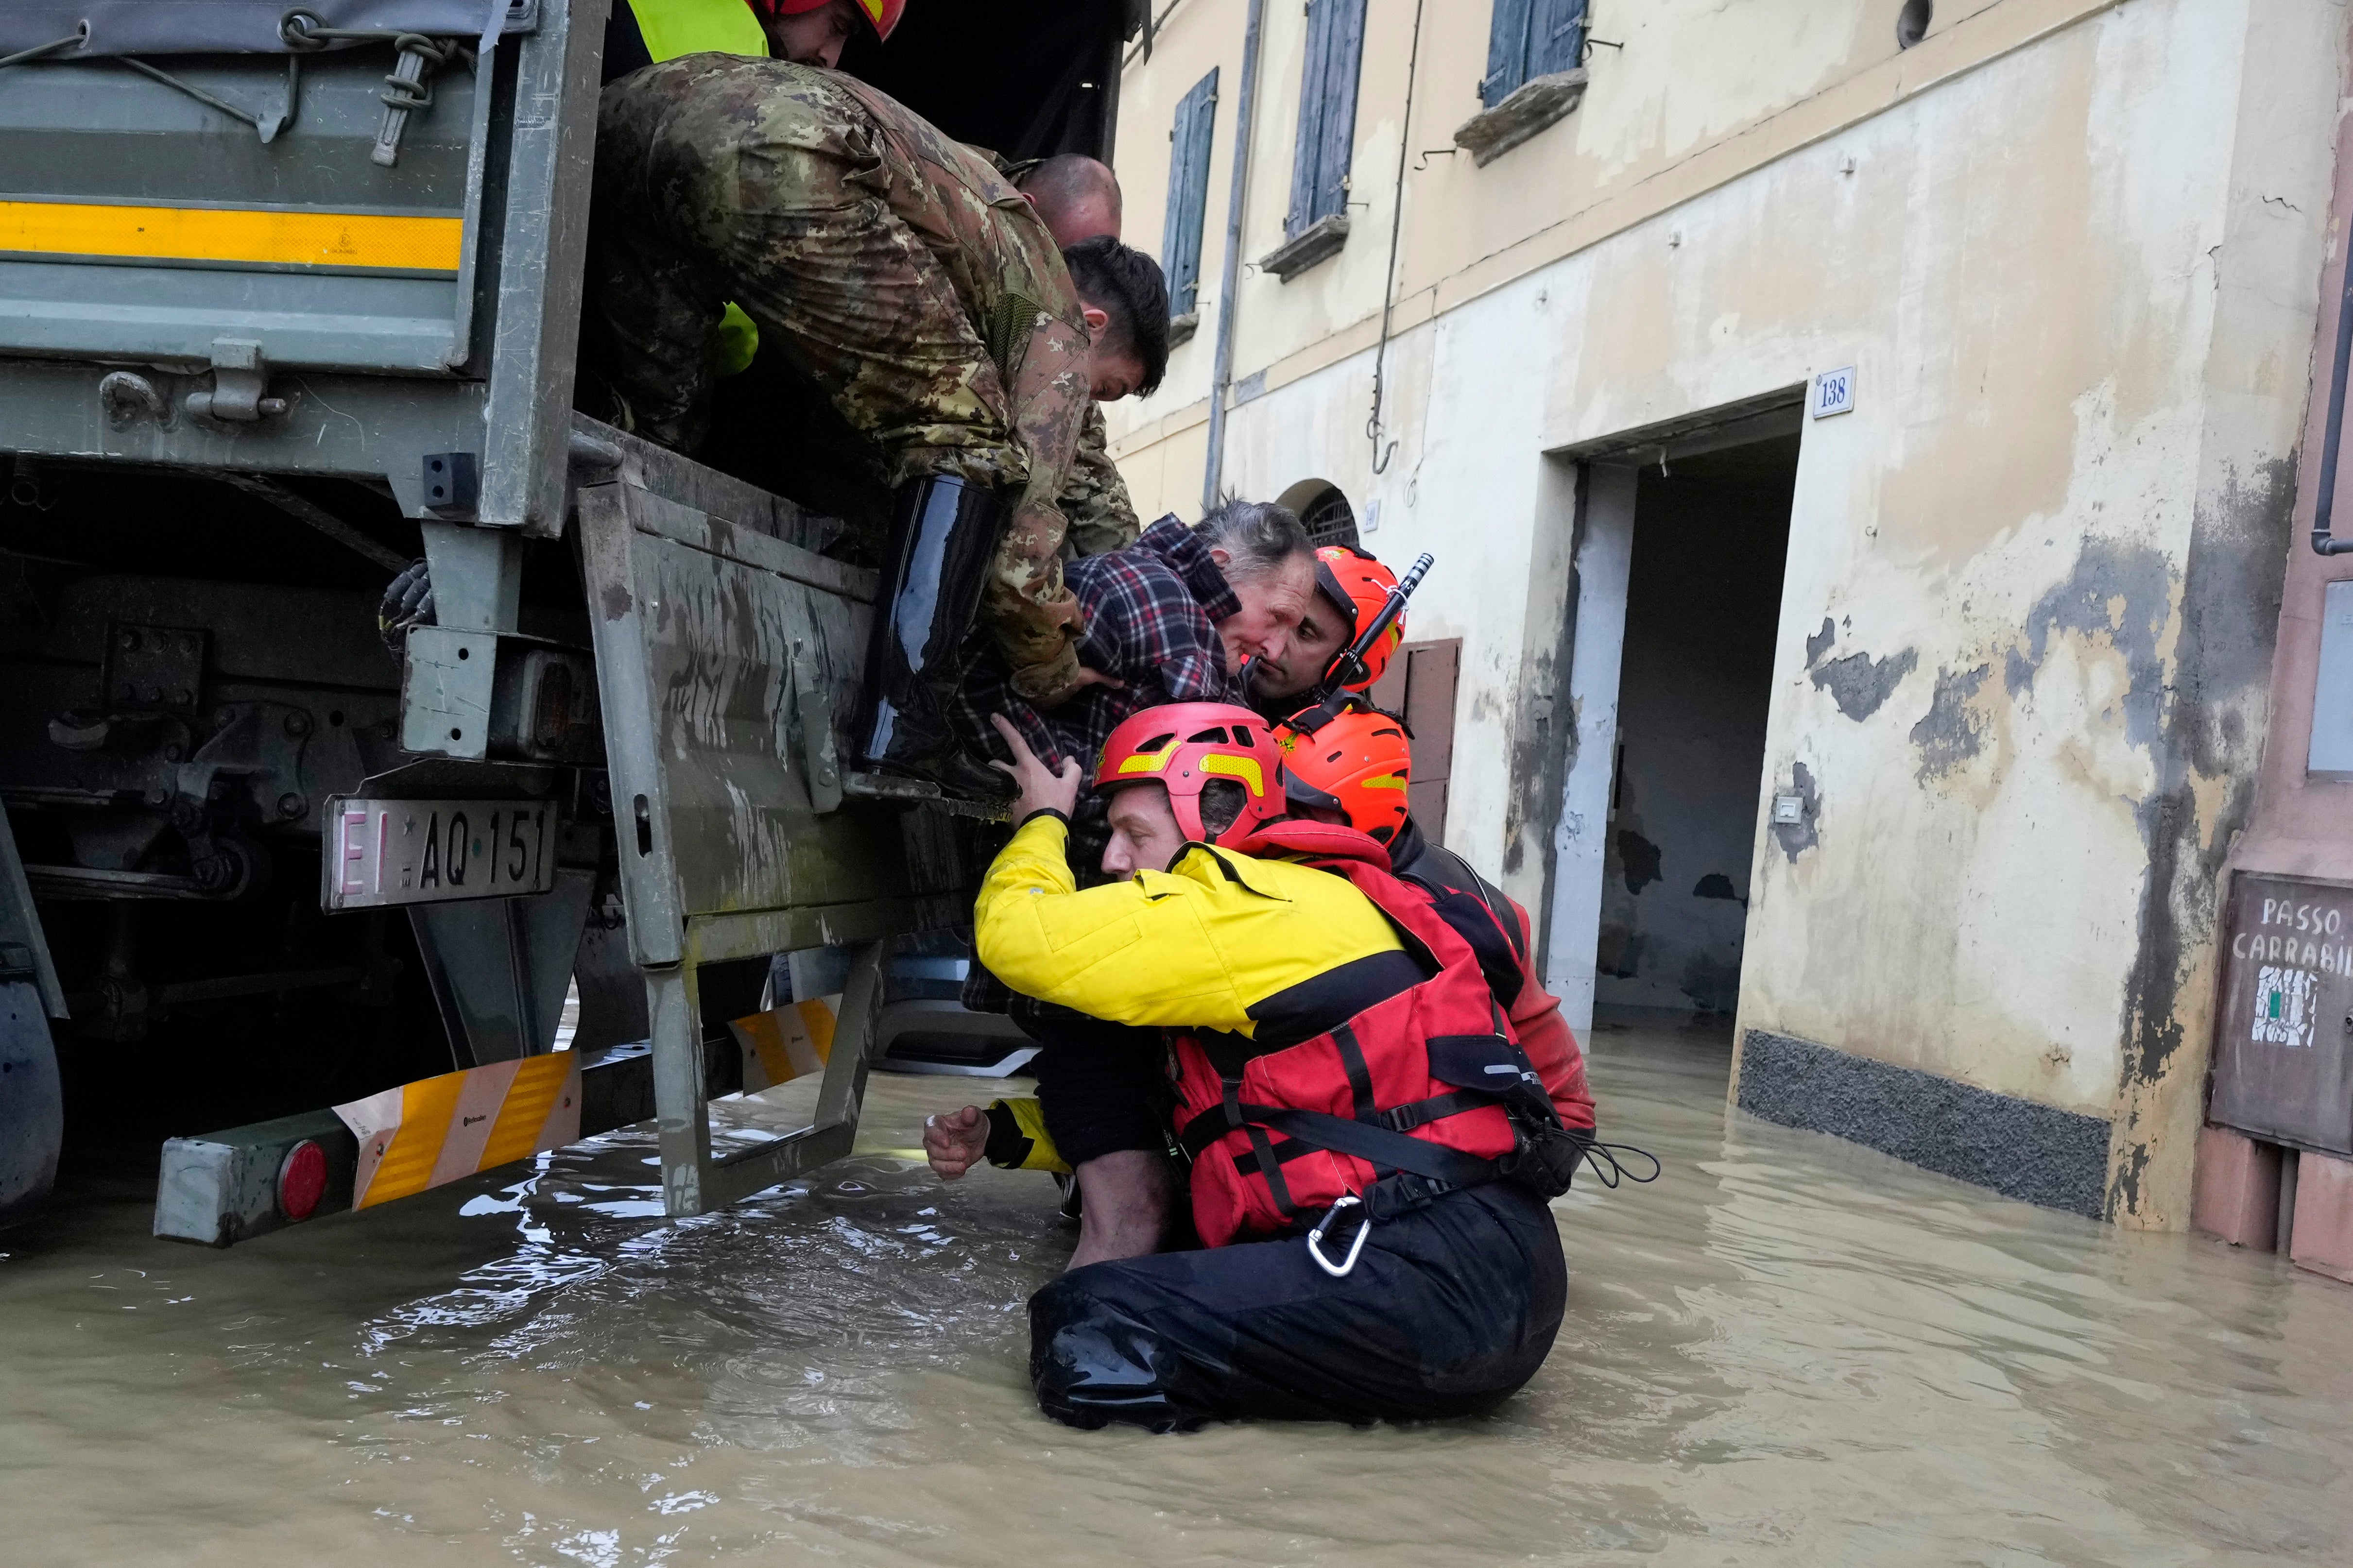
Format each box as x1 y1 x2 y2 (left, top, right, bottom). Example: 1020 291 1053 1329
2290 1149 2353 1283
2192 1124 2284 1248
1736 1030 2112 1218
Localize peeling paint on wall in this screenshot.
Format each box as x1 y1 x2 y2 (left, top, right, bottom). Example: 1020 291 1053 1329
1617 828 1662 894
1805 616 1837 667
2008 541 2170 749
1504 646 1566 882
1693 872 1745 904
1910 664 1992 782
2107 457 2296 1221
1810 648 1918 721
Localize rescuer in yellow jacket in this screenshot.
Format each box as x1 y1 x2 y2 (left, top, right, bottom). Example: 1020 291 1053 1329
965 709 1409 1264
964 705 1575 1432
974 784 1407 1034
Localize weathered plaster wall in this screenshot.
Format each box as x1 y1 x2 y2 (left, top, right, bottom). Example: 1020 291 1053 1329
1108 0 2152 511
1105 0 2338 1225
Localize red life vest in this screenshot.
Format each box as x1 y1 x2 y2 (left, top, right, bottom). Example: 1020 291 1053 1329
1169 821 1548 1247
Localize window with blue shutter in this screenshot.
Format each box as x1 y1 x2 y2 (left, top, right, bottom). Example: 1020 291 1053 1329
1162 69 1218 318
1285 0 1368 239
1481 0 1587 108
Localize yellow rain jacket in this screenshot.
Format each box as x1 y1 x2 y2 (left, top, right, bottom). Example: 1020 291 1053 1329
974 813 1405 1037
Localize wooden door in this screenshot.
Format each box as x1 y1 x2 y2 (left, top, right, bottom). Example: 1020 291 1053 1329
1368 638 1460 843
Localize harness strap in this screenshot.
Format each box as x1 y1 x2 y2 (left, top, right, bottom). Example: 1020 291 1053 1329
1247 1122 1300 1217
1180 1100 1502 1188
1372 1088 1491 1134
1220 1086 1493 1174
1333 1023 1376 1122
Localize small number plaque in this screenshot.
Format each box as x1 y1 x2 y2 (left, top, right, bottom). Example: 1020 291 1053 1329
1810 365 1856 419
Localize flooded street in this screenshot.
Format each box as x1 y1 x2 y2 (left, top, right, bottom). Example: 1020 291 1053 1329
7 1017 2353 1567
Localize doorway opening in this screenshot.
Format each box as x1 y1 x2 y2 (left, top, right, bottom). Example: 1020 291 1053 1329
1589 431 1798 1023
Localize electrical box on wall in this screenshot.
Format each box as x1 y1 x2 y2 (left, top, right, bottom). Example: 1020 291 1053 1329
2308 581 2353 775
2211 873 2353 1153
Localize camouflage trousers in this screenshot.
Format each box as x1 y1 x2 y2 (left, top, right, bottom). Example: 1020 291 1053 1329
587 58 1098 699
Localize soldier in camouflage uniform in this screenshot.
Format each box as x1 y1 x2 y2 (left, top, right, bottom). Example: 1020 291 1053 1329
998 153 1134 559
585 54 1166 787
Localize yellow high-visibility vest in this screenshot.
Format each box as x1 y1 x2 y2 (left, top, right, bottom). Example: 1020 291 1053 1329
627 0 766 376
627 0 768 66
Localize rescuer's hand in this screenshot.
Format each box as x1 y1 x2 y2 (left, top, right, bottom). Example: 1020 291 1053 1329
1032 665 1126 711
989 713 1082 822
924 1107 991 1181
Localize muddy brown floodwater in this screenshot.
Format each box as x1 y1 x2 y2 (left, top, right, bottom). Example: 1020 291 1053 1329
7 1017 2353 1566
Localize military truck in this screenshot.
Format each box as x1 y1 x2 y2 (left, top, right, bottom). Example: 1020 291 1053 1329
0 0 1139 1239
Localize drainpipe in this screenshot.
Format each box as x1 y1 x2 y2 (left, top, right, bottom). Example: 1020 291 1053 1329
2313 205 2353 554
1202 0 1267 513
1366 0 1426 475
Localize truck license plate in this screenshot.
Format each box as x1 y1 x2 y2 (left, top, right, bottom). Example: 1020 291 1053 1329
323 798 561 911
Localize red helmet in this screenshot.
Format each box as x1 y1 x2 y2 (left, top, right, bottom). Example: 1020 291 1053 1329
1095 702 1287 848
1314 545 1405 691
755 0 904 42
1274 697 1413 845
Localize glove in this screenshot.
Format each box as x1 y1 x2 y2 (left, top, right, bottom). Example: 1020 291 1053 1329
378 558 435 654
984 1096 1071 1175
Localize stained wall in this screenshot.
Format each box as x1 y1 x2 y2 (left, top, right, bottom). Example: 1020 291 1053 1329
1105 0 2345 1223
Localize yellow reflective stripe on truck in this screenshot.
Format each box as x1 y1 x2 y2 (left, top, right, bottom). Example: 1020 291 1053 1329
0 199 464 273
337 1053 584 1210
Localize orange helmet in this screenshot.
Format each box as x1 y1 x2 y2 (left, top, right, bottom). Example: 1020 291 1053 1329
1273 697 1413 845
757 0 904 41
1314 545 1405 691
1095 702 1287 848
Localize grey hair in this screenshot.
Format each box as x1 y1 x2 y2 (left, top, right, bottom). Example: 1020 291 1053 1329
1192 499 1311 582
1198 779 1248 838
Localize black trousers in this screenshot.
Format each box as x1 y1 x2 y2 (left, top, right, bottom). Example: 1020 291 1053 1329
1029 1183 1567 1432
1024 1012 1171 1168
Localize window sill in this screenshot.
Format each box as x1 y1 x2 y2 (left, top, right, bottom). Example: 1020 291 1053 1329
1256 213 1350 283
1168 310 1200 348
1452 68 1589 167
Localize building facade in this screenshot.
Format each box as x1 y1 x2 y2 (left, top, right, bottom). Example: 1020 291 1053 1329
1103 0 2353 1227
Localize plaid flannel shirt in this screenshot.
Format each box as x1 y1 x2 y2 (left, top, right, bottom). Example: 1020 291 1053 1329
955 513 1245 1014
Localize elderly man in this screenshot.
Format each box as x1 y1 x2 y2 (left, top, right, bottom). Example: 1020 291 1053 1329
956 498 1345 874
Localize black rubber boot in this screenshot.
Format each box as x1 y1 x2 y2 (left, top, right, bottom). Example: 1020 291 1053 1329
851 474 1003 790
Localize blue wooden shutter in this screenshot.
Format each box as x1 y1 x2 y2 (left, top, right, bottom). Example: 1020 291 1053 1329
1481 0 1535 108
1162 68 1218 316
1530 0 1587 79
1287 0 1367 237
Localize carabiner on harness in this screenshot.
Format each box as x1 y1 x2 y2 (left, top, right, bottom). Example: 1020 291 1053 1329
1306 1193 1372 1278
